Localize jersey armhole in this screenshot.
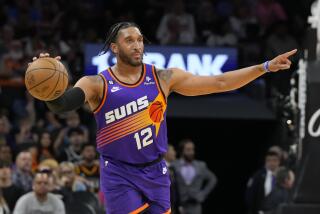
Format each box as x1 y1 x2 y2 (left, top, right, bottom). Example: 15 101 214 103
152 66 167 104
93 73 108 114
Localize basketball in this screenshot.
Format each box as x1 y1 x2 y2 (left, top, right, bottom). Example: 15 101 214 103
25 57 68 101
149 101 164 123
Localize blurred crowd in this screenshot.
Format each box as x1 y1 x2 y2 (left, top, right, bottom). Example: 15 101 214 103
0 0 313 213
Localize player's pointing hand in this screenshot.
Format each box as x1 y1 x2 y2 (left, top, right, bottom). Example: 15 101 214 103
267 49 297 72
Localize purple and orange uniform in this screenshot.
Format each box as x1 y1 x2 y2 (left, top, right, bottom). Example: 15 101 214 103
94 63 171 214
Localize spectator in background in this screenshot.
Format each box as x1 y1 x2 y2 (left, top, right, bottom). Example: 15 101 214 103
0 145 13 166
261 167 295 213
156 0 196 45
75 143 99 193
38 159 60 192
45 111 62 137
206 18 238 47
0 161 24 212
54 111 89 152
27 142 40 173
172 139 217 214
254 0 287 31
14 116 36 146
0 188 10 214
0 115 12 147
164 144 179 214
229 2 257 40
57 127 86 163
265 22 299 60
38 131 55 161
58 162 87 193
13 171 65 214
195 0 217 43
246 150 281 214
165 144 177 167
268 145 289 166
12 150 33 193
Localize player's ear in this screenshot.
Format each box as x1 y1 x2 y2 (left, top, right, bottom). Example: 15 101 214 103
110 43 118 54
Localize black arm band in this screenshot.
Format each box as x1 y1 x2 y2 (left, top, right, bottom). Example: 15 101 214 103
45 87 85 114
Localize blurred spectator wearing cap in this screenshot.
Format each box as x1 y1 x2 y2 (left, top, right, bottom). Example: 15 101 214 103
172 139 217 214
13 171 65 214
12 150 33 193
75 143 99 193
57 127 86 163
246 150 281 214
261 167 295 213
0 161 24 212
54 111 89 152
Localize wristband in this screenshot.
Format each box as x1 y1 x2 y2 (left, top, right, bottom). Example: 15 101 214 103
263 61 271 73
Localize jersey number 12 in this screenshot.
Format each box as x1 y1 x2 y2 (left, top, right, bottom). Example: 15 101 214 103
134 127 153 150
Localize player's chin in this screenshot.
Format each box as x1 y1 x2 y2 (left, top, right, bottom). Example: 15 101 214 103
130 59 143 67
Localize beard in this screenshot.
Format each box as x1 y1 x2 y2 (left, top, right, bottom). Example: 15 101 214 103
118 48 143 67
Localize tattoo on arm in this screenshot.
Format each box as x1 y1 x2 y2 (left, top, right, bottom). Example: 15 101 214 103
157 69 173 84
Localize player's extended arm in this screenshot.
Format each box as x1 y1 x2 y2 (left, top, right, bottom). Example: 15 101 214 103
160 49 297 96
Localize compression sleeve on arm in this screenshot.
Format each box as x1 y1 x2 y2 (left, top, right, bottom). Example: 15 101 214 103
45 87 85 114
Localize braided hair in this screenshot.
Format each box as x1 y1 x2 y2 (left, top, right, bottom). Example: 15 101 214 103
99 22 149 56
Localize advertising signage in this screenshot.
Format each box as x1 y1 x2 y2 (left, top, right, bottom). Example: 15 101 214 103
85 44 237 76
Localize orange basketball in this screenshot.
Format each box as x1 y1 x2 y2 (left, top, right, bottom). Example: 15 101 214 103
25 57 68 101
149 101 164 123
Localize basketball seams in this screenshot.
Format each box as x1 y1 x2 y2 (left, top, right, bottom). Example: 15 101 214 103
45 67 61 99
27 69 58 90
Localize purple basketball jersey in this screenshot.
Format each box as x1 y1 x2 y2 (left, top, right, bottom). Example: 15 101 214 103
94 63 168 164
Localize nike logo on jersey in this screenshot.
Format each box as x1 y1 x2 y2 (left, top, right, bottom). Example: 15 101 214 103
104 96 149 124
111 86 121 92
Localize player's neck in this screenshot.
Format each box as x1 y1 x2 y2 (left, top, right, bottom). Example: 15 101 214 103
113 62 142 77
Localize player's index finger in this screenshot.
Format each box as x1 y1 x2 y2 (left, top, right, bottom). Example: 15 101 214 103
282 49 297 58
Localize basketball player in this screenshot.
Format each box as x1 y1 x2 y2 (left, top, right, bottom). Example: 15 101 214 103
31 22 296 214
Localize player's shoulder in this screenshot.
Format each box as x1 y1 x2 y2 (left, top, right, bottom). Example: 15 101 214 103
77 75 104 86
75 75 104 95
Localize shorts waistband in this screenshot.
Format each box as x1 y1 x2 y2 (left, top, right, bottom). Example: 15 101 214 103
102 155 164 168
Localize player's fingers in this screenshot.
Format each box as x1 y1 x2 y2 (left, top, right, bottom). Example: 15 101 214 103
55 56 61 61
279 58 291 65
39 53 50 58
286 59 292 65
32 57 37 61
278 64 291 70
282 49 297 58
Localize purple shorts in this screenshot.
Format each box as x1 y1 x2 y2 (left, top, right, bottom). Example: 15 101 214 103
100 157 171 214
